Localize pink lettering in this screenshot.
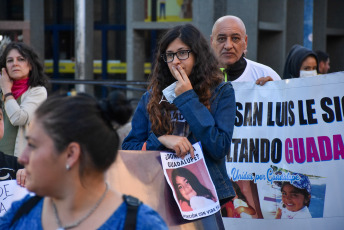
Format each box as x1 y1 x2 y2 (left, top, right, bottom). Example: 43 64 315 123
333 134 344 160
285 138 293 163
318 136 332 161
306 137 320 162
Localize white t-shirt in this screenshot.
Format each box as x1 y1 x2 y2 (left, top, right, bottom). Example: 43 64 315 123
280 205 312 219
233 199 253 218
232 58 281 82
190 196 216 210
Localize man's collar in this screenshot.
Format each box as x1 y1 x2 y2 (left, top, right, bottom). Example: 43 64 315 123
222 55 247 82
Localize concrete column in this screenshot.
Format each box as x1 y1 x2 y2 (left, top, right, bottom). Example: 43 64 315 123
192 1 214 41
24 0 44 60
74 0 94 94
126 0 146 99
286 0 304 51
313 0 327 51
213 0 227 22
226 0 259 60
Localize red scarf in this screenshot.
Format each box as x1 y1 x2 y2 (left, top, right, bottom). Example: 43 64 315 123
11 78 29 99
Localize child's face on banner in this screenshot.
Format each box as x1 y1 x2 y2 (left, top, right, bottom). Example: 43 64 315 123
176 176 197 201
281 184 307 212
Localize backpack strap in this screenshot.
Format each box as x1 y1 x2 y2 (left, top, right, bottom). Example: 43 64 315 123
10 196 43 227
123 194 142 230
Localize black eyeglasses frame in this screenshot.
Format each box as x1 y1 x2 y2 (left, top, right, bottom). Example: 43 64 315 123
161 50 192 63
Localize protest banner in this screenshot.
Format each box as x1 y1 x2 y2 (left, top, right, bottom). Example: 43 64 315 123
0 180 29 217
160 142 220 220
3 74 342 230
223 72 344 230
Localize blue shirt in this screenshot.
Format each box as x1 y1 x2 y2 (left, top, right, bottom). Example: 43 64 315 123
0 195 168 230
122 82 236 200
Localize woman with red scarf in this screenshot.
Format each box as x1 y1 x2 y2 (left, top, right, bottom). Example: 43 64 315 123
0 42 49 157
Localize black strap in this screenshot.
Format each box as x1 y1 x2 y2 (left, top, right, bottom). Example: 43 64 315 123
10 195 141 229
10 196 43 227
123 194 142 230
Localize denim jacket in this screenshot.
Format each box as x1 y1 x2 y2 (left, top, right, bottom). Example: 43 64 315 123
122 82 236 200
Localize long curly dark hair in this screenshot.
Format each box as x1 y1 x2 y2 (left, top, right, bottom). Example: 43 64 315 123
147 24 223 135
0 42 49 89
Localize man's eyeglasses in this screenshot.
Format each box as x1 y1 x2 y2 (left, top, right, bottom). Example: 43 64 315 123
161 50 192 63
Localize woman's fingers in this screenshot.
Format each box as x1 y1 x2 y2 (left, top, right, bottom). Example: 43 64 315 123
176 65 191 83
158 135 194 159
175 137 194 159
172 66 183 81
173 65 192 96
188 141 195 158
16 169 26 187
0 68 13 92
173 65 190 83
178 139 194 159
1 68 10 80
177 141 188 159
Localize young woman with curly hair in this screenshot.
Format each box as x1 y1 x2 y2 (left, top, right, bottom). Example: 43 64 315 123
122 24 236 205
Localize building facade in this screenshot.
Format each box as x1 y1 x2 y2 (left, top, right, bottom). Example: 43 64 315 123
0 0 343 100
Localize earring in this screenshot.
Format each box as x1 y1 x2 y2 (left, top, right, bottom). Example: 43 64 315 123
66 164 71 171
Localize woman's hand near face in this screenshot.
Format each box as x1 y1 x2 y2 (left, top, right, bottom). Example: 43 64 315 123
172 65 193 96
158 135 194 159
0 68 13 94
16 168 27 187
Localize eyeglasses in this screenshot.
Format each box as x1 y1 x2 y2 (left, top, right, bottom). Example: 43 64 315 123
161 50 192 63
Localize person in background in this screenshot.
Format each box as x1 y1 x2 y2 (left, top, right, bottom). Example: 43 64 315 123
0 99 25 184
122 24 236 208
99 91 133 148
0 93 167 229
283 44 319 79
159 0 166 20
315 50 330 74
0 42 49 157
211 15 281 85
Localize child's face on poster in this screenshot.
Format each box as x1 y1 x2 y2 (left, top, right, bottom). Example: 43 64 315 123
176 176 197 201
281 184 309 212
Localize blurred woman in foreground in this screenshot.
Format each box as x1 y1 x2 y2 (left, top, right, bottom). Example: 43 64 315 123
0 93 167 229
